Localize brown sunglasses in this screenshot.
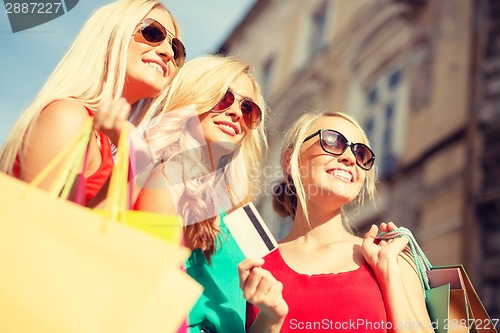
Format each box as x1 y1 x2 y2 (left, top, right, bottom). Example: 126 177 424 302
212 90 262 130
133 18 186 68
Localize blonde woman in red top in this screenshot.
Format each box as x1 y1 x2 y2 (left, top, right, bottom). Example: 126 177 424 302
0 0 186 206
239 112 434 333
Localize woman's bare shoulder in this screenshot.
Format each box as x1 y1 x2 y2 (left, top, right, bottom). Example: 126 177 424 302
37 99 90 128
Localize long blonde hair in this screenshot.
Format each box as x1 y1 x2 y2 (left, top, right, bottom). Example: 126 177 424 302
273 112 376 230
140 55 268 260
0 0 181 174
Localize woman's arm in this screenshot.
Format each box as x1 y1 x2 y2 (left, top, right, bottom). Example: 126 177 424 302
86 96 138 208
22 95 132 202
21 100 96 189
238 258 288 333
362 224 434 333
92 95 130 146
134 162 177 215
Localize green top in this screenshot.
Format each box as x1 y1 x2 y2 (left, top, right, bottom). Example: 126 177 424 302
186 213 246 333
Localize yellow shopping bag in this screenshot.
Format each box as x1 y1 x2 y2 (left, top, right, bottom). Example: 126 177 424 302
96 121 183 245
0 120 202 333
29 117 183 245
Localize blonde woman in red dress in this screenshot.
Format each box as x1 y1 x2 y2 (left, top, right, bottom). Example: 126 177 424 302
0 0 186 206
240 112 434 333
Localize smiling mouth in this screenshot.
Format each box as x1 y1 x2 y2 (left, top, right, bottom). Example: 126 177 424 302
144 61 166 77
326 169 353 182
214 122 239 136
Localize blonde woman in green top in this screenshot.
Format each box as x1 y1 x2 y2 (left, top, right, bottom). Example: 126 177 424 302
135 55 268 332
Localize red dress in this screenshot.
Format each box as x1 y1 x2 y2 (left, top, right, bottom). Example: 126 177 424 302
246 249 388 333
13 106 113 206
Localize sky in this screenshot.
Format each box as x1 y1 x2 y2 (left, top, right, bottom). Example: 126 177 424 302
0 0 257 145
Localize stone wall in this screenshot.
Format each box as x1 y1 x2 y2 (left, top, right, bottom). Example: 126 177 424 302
477 0 500 321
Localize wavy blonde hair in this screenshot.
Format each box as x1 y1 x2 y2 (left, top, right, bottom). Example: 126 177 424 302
140 55 268 260
0 0 181 174
272 112 376 230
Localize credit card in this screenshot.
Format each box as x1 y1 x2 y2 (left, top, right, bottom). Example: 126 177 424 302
223 202 278 258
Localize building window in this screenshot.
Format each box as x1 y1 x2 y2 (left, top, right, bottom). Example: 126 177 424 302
310 1 328 53
380 103 395 176
365 118 374 143
388 70 402 90
367 87 378 105
363 69 405 179
261 55 275 100
383 104 393 145
294 1 332 71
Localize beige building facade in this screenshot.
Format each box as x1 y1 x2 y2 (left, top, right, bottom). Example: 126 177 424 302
219 0 500 317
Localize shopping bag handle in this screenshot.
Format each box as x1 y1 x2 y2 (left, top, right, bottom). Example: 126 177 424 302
68 122 133 221
105 124 131 223
30 118 94 199
29 116 134 223
376 227 433 294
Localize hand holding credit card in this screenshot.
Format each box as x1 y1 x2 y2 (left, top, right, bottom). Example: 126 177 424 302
223 202 278 258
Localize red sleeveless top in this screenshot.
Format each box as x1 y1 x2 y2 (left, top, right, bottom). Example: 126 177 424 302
246 249 388 333
82 107 114 205
13 106 114 206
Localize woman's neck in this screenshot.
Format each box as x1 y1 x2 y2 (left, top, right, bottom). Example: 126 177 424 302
282 200 353 246
202 142 232 173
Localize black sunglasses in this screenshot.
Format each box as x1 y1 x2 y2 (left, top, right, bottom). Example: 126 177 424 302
212 90 262 130
133 18 186 68
303 129 375 170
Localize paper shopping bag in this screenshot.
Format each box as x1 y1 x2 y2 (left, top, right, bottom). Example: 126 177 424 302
426 265 498 333
426 267 470 333
376 228 498 333
0 172 202 333
95 125 184 245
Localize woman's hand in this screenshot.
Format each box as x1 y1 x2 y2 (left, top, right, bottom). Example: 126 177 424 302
376 221 399 247
238 258 288 332
361 222 408 279
362 223 435 332
93 94 132 145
